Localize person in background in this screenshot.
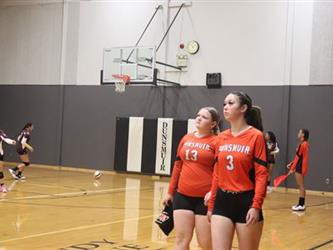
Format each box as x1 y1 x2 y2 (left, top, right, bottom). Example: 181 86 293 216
9 123 34 180
287 129 309 211
0 130 16 192
264 131 279 193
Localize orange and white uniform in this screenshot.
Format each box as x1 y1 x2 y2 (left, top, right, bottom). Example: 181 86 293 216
168 133 217 197
208 127 268 211
290 141 309 176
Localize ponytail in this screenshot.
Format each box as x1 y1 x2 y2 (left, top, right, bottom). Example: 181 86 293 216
245 106 263 131
230 91 264 131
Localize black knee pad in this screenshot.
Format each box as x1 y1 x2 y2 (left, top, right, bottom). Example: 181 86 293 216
0 172 4 179
23 162 30 166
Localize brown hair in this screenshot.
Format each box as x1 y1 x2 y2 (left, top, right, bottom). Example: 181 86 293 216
301 128 309 141
21 123 33 132
229 91 263 131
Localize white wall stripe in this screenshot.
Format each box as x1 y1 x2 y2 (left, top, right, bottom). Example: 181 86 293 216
187 118 197 134
126 117 144 172
155 118 173 175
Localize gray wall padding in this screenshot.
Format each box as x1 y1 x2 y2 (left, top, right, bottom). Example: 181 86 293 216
60 86 164 169
0 85 62 165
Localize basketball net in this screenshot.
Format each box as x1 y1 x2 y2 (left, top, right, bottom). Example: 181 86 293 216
112 74 130 93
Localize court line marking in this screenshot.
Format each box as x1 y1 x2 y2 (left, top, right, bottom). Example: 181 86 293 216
309 239 333 250
0 214 156 243
24 183 85 191
0 186 140 201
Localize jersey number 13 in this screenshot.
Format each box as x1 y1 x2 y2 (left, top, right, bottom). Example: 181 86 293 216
185 149 198 161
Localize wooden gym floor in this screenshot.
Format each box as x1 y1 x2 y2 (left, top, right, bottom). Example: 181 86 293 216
0 165 332 250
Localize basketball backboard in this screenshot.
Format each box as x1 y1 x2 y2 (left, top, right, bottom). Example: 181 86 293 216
102 46 156 84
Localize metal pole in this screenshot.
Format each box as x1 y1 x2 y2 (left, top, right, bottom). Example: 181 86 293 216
157 78 181 86
156 3 184 52
156 60 182 70
126 5 162 62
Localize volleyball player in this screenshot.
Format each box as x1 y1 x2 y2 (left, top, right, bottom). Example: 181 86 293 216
163 107 220 250
208 92 268 250
287 129 309 211
264 131 279 193
0 130 16 192
9 123 34 180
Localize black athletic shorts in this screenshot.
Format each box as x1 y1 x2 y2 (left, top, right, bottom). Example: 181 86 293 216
16 147 28 155
0 154 3 161
173 191 207 215
212 188 264 224
295 159 303 174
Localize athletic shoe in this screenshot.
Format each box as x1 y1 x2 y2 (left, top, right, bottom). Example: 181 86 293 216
8 168 18 179
17 174 26 180
292 204 305 211
0 185 8 193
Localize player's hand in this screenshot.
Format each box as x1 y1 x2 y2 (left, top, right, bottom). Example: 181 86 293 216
246 208 260 226
30 148 34 152
286 162 292 169
12 141 16 145
204 191 211 206
162 193 173 206
207 211 212 223
288 169 295 175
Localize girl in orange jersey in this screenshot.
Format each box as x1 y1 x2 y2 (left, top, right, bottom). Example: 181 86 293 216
163 107 220 250
208 92 268 250
287 129 309 211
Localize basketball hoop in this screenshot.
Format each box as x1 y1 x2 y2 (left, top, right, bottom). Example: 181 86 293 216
112 74 131 93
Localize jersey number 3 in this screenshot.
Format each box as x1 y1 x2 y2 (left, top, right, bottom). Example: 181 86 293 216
185 149 198 161
226 155 235 170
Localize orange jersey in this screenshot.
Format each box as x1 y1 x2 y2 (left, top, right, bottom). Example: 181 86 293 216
209 127 268 210
168 133 217 197
291 141 309 176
